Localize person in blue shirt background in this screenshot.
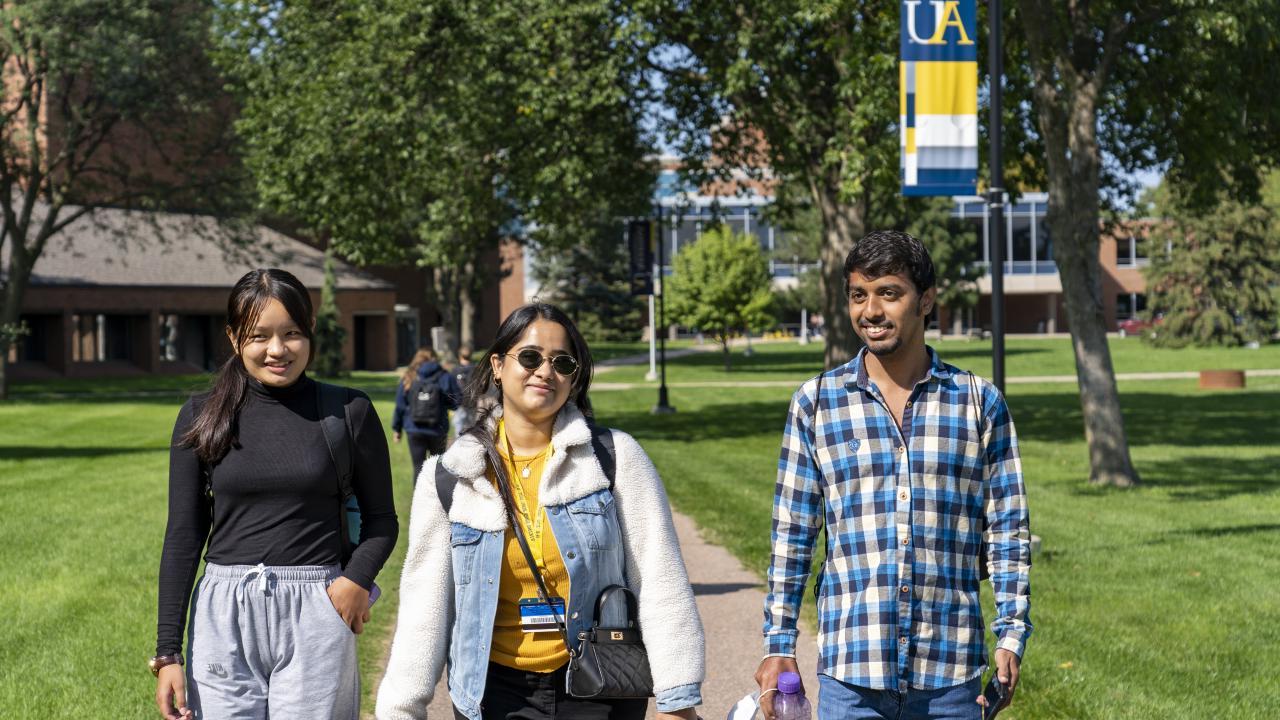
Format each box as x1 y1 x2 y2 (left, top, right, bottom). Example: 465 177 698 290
393 347 462 482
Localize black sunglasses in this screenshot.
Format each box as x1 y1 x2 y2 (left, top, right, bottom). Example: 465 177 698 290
506 348 580 376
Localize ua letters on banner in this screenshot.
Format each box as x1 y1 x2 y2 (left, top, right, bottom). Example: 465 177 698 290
900 0 978 197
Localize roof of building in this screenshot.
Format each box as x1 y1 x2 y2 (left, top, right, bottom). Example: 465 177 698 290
5 203 393 291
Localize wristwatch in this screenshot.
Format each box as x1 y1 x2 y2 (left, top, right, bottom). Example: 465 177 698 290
149 654 184 676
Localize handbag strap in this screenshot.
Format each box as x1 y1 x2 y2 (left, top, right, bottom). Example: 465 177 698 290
482 443 578 656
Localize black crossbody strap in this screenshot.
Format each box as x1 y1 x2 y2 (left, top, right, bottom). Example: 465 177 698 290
483 443 577 654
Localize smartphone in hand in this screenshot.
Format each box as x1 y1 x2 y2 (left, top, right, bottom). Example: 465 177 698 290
368 583 381 608
982 674 1009 720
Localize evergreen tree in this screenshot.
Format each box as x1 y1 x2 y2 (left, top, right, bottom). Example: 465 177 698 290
1144 188 1279 347
532 223 646 342
666 227 774 370
906 198 982 333
312 247 348 377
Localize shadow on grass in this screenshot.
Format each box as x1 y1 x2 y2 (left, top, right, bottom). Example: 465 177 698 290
0 445 166 460
641 347 830 375
608 401 789 443
1168 523 1280 538
1010 391 1280 448
1131 455 1280 501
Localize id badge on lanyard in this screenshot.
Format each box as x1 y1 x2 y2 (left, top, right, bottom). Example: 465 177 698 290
519 596 567 633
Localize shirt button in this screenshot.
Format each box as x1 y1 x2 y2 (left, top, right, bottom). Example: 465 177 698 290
900 585 909 593
899 491 908 501
551 507 560 515
899 637 908 644
898 445 905 453
901 537 910 545
567 551 577 560
905 401 912 409
571 611 579 619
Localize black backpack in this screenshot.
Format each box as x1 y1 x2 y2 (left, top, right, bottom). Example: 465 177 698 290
435 423 616 513
408 368 447 429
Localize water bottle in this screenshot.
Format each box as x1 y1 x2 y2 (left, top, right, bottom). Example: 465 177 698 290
773 672 811 720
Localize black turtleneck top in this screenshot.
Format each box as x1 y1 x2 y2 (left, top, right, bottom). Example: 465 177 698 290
155 374 398 657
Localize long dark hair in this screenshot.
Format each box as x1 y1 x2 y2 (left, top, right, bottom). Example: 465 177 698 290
463 302 595 438
181 269 315 465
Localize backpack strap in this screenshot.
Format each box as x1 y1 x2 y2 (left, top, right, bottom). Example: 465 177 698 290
588 422 616 488
434 420 618 515
967 372 991 581
435 460 458 515
812 369 828 601
316 381 356 564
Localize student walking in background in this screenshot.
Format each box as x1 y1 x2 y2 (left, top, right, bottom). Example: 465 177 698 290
376 302 704 720
153 268 398 720
450 344 476 441
756 232 1032 720
393 347 461 482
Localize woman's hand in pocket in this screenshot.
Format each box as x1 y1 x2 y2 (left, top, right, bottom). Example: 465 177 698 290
327 576 371 633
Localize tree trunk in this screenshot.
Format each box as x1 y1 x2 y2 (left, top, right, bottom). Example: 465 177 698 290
812 176 866 369
721 331 731 371
1036 70 1140 487
458 259 476 351
1 233 37 401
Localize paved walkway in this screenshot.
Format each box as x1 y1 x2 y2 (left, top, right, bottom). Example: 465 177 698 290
372 509 819 719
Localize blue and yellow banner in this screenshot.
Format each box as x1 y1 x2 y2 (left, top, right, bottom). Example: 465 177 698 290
900 0 978 196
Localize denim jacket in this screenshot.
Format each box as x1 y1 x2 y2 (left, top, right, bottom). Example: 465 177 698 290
376 405 705 720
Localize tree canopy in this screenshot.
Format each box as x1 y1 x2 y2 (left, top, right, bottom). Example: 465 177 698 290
666 226 774 370
213 0 658 343
0 0 239 399
1000 0 1280 486
1143 182 1279 347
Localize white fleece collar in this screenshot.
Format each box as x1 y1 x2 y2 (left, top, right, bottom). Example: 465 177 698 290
437 403 607 531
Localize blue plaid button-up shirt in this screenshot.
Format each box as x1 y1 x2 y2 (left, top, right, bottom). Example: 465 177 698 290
764 347 1032 691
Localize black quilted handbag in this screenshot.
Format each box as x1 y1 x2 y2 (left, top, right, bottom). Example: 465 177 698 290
566 585 654 699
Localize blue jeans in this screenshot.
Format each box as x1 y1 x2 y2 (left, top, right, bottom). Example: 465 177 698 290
817 675 982 720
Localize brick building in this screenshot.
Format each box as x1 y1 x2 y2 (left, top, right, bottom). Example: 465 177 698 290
4 204 401 380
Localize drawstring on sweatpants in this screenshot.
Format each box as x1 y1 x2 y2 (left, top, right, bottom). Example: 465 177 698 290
236 562 271 602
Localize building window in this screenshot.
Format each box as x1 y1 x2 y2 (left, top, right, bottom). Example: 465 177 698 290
1116 293 1148 320
72 313 133 362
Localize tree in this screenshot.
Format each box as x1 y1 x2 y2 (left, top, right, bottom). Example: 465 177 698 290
0 1 239 399
1012 0 1280 485
666 226 774 370
312 246 348 377
906 198 982 334
531 222 646 342
213 0 657 347
645 1 903 369
1143 189 1279 347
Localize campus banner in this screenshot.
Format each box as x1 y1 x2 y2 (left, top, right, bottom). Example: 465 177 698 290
900 0 978 196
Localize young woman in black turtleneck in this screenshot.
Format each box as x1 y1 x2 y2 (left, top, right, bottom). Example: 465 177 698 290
152 269 398 720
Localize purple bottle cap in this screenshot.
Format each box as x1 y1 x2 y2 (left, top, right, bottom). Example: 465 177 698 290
777 672 802 694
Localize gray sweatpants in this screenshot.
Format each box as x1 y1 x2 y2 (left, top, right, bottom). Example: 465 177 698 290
186 563 358 719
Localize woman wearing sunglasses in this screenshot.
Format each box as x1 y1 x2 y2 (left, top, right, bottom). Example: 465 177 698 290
377 303 704 720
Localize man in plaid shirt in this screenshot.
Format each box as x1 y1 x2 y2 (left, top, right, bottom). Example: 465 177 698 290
755 231 1032 720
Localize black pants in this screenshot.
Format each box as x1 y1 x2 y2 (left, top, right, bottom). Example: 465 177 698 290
456 661 648 720
408 432 447 483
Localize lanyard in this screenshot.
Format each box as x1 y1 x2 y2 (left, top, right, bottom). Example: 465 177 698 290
498 419 551 552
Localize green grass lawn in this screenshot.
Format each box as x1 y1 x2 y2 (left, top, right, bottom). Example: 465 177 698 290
589 375 1280 719
0 394 417 717
2 339 1278 718
598 336 1280 385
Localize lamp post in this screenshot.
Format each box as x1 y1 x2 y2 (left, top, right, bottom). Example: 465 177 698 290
988 0 1006 392
653 204 675 414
